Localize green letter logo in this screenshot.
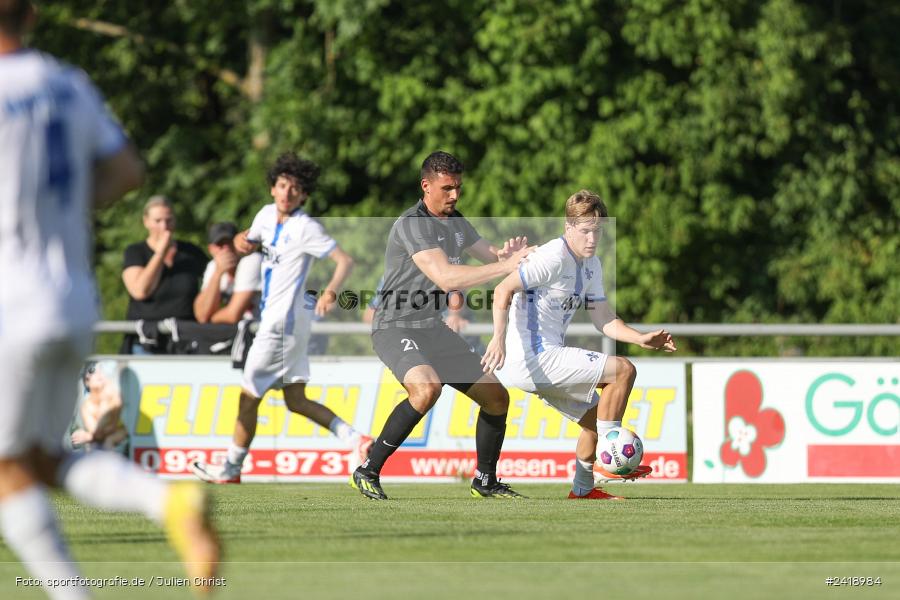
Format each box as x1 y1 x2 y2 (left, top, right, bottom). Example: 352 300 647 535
806 373 863 436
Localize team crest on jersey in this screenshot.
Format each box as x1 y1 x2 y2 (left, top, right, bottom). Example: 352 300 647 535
584 267 594 280
261 246 280 264
455 232 465 247
586 352 600 362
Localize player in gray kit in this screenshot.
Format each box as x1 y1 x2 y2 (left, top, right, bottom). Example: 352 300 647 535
351 151 533 500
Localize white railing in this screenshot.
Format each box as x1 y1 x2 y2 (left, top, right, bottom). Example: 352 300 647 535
96 321 900 356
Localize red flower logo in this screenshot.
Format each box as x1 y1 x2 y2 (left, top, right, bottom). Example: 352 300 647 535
720 371 785 477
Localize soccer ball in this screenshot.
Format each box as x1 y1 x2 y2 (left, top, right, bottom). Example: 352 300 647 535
596 427 644 475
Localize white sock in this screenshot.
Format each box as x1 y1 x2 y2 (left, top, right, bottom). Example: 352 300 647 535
597 420 621 436
0 486 88 600
226 444 249 467
328 417 356 443
572 458 595 496
58 451 167 523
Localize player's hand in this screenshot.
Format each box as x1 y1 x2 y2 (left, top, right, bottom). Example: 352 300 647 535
637 329 677 352
481 337 506 374
496 236 528 260
503 244 537 271
234 230 259 255
444 311 469 333
315 289 338 317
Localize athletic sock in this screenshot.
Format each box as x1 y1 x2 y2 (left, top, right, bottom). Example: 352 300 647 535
0 486 88 600
572 458 595 496
362 399 423 474
475 410 508 476
473 469 497 488
597 420 621 436
58 451 167 523
328 416 356 443
226 444 249 468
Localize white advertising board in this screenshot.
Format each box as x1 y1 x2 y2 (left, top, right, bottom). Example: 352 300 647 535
693 362 899 483
113 357 687 482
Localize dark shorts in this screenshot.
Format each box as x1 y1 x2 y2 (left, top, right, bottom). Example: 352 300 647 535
372 324 485 393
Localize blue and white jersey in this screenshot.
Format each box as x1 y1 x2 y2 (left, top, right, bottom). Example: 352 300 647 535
246 204 337 332
0 50 126 341
505 238 606 359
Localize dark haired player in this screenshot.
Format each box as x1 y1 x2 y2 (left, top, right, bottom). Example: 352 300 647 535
192 152 372 483
351 151 533 500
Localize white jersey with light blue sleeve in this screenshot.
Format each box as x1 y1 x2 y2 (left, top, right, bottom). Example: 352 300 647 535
0 50 126 341
497 237 609 421
245 204 337 333
505 237 606 360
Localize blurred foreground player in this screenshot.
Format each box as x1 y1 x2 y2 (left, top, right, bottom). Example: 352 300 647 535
0 2 218 597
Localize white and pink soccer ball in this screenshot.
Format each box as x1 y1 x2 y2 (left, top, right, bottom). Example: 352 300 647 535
596 427 644 475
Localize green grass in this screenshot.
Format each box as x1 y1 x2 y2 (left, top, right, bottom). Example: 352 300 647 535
1 483 898 599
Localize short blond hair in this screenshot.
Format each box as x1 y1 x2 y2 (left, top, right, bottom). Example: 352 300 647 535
565 190 608 224
142 195 173 216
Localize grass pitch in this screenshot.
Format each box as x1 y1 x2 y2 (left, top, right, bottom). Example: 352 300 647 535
1 483 897 599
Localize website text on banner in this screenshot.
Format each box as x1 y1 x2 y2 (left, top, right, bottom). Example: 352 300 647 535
122 358 687 482
693 362 899 483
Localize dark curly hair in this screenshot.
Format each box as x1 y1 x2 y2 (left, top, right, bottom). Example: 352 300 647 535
266 152 321 194
420 151 464 181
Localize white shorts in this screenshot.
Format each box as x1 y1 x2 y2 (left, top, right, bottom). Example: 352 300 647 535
0 334 91 458
497 345 608 422
241 308 312 398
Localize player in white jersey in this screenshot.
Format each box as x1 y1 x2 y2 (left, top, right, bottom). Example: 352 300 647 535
0 2 218 597
191 152 372 484
482 190 676 500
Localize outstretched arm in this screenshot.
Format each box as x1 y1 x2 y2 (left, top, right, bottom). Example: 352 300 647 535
466 237 529 264
588 301 677 352
412 244 533 292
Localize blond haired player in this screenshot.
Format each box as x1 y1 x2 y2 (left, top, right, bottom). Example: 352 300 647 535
482 190 676 500
0 1 218 597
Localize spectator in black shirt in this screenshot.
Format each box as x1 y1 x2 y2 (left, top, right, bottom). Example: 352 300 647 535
121 196 207 353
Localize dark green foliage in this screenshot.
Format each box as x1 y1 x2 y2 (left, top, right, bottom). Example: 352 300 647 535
32 1 899 355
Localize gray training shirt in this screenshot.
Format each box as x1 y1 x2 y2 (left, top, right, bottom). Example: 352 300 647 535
372 200 480 330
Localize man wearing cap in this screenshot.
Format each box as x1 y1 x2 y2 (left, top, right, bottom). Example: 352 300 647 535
193 222 262 324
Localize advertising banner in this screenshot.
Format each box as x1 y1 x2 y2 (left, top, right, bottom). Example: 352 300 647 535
693 362 900 483
115 357 687 482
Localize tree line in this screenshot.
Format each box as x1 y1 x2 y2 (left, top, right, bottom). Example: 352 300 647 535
33 0 899 356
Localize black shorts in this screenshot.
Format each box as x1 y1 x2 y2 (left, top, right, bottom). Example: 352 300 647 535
372 324 485 393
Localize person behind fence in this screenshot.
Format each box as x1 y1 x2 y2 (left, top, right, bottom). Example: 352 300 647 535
121 195 207 354
194 221 262 324
0 2 219 596
69 361 129 454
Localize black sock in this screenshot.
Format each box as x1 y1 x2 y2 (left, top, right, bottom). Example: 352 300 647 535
475 410 507 477
362 399 424 474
